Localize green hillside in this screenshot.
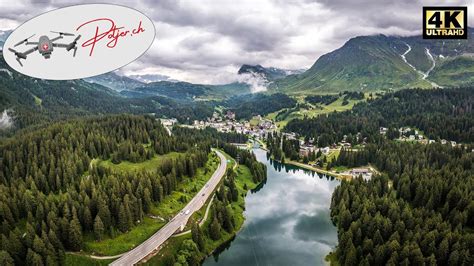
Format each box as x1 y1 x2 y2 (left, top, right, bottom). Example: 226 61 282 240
0 53 215 135
120 81 250 101
430 56 474 86
273 29 474 94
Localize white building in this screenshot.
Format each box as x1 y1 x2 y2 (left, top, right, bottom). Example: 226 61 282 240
350 168 372 180
321 147 330 155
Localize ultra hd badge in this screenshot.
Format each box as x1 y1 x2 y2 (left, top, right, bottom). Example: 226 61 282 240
423 6 467 39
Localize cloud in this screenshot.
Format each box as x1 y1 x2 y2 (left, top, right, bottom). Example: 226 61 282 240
292 212 337 246
1 0 473 84
0 109 14 130
237 72 269 93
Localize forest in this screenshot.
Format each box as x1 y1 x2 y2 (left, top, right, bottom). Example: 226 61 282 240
305 91 364 106
282 88 474 264
223 93 296 119
265 132 301 162
220 143 267 183
164 166 259 266
0 115 260 265
305 95 339 105
286 88 474 145
330 141 473 265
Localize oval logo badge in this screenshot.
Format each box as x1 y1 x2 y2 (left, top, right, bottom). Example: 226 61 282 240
2 4 155 80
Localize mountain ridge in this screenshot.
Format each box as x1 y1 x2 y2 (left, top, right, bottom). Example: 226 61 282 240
272 29 474 93
238 64 295 81
84 72 145 92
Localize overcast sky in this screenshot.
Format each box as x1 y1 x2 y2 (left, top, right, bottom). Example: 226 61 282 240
0 0 473 84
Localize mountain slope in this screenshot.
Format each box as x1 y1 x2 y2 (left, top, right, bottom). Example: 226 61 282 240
276 35 427 93
127 73 175 83
120 81 212 101
430 56 474 86
273 29 474 93
237 64 304 93
0 54 179 133
238 64 290 81
84 71 144 92
121 80 251 101
208 82 251 98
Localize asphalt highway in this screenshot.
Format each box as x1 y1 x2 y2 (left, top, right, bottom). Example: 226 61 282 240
110 149 227 266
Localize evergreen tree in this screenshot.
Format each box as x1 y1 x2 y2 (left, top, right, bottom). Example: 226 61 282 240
222 207 234 233
68 217 82 251
0 251 14 266
191 223 205 251
83 208 92 231
26 249 43 266
209 218 221 241
93 216 104 241
118 204 128 232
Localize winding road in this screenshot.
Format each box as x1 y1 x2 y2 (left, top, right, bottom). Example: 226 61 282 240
110 149 227 265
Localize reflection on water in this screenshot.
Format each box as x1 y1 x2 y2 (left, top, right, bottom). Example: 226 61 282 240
203 149 340 266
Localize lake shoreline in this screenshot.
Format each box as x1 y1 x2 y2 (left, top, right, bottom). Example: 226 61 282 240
285 159 352 180
203 148 340 266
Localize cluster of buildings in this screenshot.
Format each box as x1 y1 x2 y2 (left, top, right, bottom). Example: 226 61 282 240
160 118 178 136
340 133 367 148
160 118 178 127
298 145 331 158
397 127 426 142
190 111 278 138
346 168 372 180
280 132 346 158
380 126 459 147
297 139 331 158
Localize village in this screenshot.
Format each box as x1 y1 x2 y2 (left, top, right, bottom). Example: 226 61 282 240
160 112 464 181
169 110 280 138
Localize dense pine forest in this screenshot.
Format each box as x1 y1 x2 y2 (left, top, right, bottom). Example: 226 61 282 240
282 88 474 264
265 132 301 162
0 115 264 265
305 91 364 106
330 142 473 265
286 88 474 145
223 93 296 119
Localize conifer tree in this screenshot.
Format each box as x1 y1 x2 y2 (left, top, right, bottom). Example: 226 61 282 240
93 216 104 241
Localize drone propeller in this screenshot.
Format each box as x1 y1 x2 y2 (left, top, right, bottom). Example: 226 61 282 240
51 31 75 37
8 48 25 66
67 35 81 52
8 48 26 59
14 34 35 47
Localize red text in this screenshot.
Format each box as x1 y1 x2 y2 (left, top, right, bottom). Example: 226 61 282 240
76 18 145 56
